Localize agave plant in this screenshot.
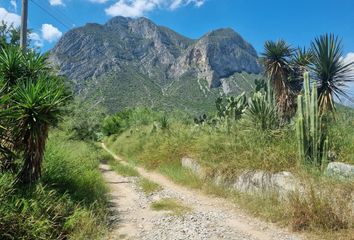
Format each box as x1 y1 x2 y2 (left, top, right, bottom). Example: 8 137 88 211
11 76 68 183
261 40 296 122
244 90 278 131
310 34 354 113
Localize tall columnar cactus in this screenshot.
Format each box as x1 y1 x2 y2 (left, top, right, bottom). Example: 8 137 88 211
296 72 328 168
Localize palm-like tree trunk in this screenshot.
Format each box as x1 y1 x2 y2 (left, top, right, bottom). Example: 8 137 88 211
18 125 48 184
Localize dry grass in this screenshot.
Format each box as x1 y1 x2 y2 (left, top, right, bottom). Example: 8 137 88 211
138 178 163 195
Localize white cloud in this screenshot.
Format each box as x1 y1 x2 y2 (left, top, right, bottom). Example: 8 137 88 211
29 32 44 48
170 0 205 10
105 0 205 17
49 0 65 6
343 53 354 95
343 52 354 68
0 8 21 27
89 0 110 3
41 24 62 43
10 0 17 12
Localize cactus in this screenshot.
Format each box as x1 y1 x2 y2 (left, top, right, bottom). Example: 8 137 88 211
296 72 328 168
215 92 248 120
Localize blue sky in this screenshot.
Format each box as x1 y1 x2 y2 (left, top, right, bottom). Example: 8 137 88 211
0 0 353 55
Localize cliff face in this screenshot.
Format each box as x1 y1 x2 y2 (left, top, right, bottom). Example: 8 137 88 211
169 28 261 87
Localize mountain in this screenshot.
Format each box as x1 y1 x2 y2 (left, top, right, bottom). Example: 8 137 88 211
49 16 262 113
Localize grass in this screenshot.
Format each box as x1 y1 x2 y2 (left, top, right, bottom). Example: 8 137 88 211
159 162 203 189
138 178 162 195
106 156 140 177
0 130 109 240
151 198 191 216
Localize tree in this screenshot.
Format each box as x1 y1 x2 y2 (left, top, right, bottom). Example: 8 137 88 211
11 76 67 183
0 21 20 48
261 40 296 122
64 99 106 141
310 34 354 114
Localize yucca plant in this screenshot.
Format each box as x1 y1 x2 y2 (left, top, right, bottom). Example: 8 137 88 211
293 47 313 71
261 40 296 122
0 47 49 92
0 46 24 90
310 34 354 114
11 76 68 183
23 51 50 80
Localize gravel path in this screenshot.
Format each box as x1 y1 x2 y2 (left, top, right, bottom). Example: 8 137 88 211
101 144 302 240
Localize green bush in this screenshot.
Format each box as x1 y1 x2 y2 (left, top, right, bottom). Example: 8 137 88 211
102 107 163 136
63 100 107 141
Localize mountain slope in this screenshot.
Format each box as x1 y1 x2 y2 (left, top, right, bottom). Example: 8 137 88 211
49 16 262 113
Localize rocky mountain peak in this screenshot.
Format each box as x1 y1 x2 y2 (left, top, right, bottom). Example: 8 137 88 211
49 16 261 93
169 28 261 87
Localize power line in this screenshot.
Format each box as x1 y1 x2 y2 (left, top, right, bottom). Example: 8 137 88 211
28 0 109 58
29 0 72 30
47 2 77 28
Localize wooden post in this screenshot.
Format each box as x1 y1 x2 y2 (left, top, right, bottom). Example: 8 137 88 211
20 0 28 50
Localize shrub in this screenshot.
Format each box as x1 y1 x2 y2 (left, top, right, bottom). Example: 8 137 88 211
289 186 351 231
63 100 106 141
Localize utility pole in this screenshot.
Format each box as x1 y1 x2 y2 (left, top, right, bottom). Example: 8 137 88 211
20 0 28 50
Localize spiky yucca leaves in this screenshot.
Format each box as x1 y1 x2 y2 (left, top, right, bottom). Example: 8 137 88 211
0 46 24 89
262 40 295 122
244 92 278 131
11 76 68 184
293 47 313 70
23 51 50 80
310 34 354 114
292 47 313 81
0 47 50 91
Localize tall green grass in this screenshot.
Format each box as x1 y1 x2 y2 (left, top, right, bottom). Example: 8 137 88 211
0 131 108 240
